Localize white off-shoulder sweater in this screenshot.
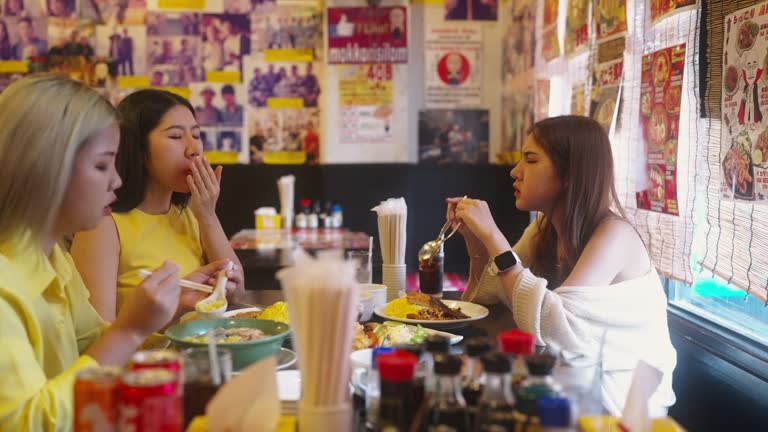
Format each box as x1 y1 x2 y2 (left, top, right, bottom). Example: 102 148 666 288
463 219 677 416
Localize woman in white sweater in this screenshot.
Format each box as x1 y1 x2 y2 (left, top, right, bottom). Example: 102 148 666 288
448 115 676 416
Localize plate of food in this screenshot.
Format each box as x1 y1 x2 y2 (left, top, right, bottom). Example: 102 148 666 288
374 292 489 329
352 320 462 351
738 20 759 53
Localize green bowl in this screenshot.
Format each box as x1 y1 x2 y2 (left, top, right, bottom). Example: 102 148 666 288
165 318 290 371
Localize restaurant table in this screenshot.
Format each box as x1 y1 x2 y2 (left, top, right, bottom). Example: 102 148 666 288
231 228 371 290
235 289 518 431
237 289 517 350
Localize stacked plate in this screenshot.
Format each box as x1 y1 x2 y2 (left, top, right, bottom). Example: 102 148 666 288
276 370 300 416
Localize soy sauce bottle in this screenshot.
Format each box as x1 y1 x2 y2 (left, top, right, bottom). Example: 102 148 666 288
426 354 471 432
476 352 516 431
425 335 450 396
377 351 419 432
462 337 492 426
394 343 427 411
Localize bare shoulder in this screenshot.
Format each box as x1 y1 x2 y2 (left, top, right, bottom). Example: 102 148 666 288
592 217 651 280
72 216 120 254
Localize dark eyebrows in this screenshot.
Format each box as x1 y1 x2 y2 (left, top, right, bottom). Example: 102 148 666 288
162 125 200 132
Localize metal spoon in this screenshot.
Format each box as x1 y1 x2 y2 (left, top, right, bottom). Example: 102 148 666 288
418 196 467 262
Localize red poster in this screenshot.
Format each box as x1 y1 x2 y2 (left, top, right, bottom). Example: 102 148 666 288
637 44 686 215
326 7 408 65
649 0 696 25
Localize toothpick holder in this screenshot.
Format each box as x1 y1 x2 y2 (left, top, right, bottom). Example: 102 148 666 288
382 264 406 301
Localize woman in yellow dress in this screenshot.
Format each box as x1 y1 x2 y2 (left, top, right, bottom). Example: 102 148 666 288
72 89 244 322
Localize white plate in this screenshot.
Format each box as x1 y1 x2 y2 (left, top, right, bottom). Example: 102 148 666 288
276 347 297 370
373 300 489 329
349 327 462 371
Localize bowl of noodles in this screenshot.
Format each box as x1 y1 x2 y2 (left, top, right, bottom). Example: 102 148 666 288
166 318 290 371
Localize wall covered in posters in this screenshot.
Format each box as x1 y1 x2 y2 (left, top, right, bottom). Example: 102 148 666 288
636 44 686 215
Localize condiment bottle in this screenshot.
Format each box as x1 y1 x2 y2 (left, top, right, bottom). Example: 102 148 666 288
513 353 562 430
366 346 394 431
462 337 492 426
296 199 310 229
497 329 535 393
376 351 419 432
476 352 516 431
393 343 427 411
424 335 450 396
539 396 574 432
426 354 471 432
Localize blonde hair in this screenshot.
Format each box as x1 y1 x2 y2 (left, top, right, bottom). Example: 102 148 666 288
0 74 118 247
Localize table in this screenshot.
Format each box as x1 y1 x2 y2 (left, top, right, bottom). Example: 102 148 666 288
231 229 371 290
236 290 518 431
238 290 517 345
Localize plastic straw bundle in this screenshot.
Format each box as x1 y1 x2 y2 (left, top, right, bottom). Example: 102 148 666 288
371 198 407 265
371 198 407 300
276 250 358 432
277 175 295 228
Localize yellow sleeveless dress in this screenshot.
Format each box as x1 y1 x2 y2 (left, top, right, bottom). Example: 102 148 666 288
111 206 205 313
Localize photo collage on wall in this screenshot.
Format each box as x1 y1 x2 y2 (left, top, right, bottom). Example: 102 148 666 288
0 0 323 165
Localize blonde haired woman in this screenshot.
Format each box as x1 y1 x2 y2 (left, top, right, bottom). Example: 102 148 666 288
0 75 220 429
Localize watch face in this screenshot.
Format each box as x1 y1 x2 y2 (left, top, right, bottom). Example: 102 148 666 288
494 251 518 272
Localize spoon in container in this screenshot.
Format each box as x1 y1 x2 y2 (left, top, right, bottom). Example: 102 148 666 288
195 261 234 319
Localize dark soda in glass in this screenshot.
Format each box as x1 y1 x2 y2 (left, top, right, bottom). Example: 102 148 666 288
183 379 220 428
419 252 444 298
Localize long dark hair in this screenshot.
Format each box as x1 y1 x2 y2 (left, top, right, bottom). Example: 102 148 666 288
112 89 196 212
527 116 626 287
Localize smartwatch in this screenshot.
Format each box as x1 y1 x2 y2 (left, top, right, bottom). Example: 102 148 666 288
487 250 520 276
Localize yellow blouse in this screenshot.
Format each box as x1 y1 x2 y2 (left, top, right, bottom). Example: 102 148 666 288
111 206 204 313
0 235 107 430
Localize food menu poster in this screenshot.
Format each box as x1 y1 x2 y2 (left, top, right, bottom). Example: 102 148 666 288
425 23 483 108
649 0 696 25
326 6 408 65
338 64 394 144
637 44 686 215
565 0 589 56
590 59 623 132
721 3 768 203
542 0 561 61
595 0 627 41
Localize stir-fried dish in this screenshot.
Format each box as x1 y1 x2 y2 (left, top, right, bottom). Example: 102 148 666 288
385 292 470 321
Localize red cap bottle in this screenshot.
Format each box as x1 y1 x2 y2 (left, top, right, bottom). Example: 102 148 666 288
497 329 535 355
377 351 418 382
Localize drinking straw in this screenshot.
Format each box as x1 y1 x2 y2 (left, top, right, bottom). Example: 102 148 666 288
207 329 221 386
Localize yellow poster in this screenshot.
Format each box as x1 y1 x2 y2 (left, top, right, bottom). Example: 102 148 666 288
338 65 394 144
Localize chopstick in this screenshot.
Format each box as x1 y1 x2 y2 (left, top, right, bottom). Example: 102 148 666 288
138 269 213 293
